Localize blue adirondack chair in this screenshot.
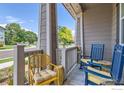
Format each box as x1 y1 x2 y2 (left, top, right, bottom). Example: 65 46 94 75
80 44 104 69
84 44 124 85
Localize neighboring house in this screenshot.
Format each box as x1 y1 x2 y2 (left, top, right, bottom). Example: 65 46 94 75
0 26 5 46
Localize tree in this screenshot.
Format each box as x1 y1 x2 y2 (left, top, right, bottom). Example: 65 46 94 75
25 31 37 45
58 26 74 48
13 29 26 43
5 23 37 45
5 23 21 45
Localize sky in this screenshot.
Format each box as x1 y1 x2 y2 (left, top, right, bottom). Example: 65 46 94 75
0 3 75 35
57 4 75 35
0 3 39 33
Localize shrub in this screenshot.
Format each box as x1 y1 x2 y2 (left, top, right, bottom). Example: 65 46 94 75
0 42 3 47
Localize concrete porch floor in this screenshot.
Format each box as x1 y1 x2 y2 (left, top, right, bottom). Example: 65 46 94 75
64 64 85 85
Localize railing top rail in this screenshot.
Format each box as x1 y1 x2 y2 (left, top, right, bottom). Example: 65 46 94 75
24 49 43 57
57 46 77 51
65 47 77 51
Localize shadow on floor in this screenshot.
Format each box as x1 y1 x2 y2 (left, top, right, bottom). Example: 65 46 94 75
64 64 85 85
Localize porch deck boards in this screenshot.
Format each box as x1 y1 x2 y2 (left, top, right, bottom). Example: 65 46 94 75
64 65 85 85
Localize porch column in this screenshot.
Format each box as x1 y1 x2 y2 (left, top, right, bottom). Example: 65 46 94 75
38 3 57 64
75 13 84 55
13 45 25 85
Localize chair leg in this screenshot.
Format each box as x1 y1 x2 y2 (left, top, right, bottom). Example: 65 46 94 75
79 62 83 69
85 71 88 85
57 78 60 85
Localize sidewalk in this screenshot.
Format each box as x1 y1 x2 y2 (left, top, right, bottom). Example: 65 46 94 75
0 47 37 59
0 46 36 52
0 61 13 70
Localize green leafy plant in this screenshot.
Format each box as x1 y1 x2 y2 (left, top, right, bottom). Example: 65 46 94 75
7 67 13 85
5 23 37 45
58 26 74 48
0 43 3 47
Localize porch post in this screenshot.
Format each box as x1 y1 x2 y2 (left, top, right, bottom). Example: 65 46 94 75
76 13 84 55
49 4 58 64
75 16 81 46
38 3 57 64
13 45 25 85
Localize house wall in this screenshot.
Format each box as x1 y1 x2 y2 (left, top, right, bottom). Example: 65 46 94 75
112 4 117 47
76 17 81 46
112 4 119 47
120 4 124 44
38 4 57 64
0 28 5 45
38 4 47 51
83 4 113 60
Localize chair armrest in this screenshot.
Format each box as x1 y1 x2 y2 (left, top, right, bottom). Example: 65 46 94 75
87 61 104 68
93 61 112 66
88 61 111 70
49 63 58 68
84 66 111 79
49 63 64 85
82 55 90 59
48 63 60 76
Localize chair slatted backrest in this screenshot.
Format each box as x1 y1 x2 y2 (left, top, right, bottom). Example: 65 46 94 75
90 44 104 61
29 54 52 73
111 44 124 82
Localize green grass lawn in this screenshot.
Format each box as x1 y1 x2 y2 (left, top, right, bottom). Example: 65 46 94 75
0 57 29 64
0 45 13 50
0 45 36 50
0 58 13 64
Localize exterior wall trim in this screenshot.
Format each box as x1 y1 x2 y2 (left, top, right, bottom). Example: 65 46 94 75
119 3 121 44
46 4 51 55
37 4 42 49
79 13 83 54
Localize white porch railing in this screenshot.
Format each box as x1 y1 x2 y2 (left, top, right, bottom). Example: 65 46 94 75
13 45 78 85
56 47 78 79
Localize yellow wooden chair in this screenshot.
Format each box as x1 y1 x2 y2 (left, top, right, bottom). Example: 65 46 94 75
28 53 64 85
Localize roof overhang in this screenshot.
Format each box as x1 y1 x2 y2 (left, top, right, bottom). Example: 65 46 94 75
63 3 114 19
63 3 82 19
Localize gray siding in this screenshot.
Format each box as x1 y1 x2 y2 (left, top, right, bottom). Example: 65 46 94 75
83 4 113 60
39 4 47 52
38 4 57 64
112 4 118 46
76 17 81 46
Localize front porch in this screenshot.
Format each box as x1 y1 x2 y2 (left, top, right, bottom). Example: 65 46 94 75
1 3 124 85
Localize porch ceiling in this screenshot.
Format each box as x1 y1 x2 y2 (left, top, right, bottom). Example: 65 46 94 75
79 3 113 11
63 3 113 18
63 3 82 19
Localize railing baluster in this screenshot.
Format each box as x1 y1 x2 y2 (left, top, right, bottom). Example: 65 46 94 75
56 47 78 79
28 54 30 84
13 45 43 85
